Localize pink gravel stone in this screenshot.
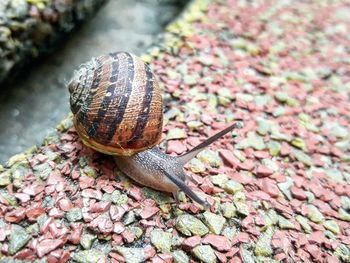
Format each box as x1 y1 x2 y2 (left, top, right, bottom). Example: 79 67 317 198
81 189 102 200
36 239 64 257
182 236 201 250
166 140 187 154
291 186 307 200
255 165 273 177
139 206 160 219
202 234 231 251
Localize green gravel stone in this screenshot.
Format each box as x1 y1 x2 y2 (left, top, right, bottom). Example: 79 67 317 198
175 214 209 236
254 227 274 257
278 216 295 229
197 150 222 168
184 75 198 86
329 123 348 139
210 174 228 188
114 246 145 263
0 171 11 186
33 163 52 180
192 245 217 263
188 158 206 174
73 249 105 263
128 226 143 240
8 224 31 255
307 204 324 223
261 158 279 172
222 226 237 241
80 233 97 249
167 128 187 140
293 149 313 166
142 188 173 205
220 202 236 218
273 106 286 117
173 250 189 263
334 244 350 263
242 246 255 263
267 141 281 156
323 220 340 234
224 180 243 194
291 138 306 150
277 177 293 200
339 208 350 222
233 150 246 162
236 132 265 150
82 166 97 178
65 207 83 222
256 118 271 136
187 120 203 130
236 93 254 102
235 202 250 217
296 215 312 234
325 169 344 183
150 229 172 253
341 196 350 210
203 211 226 234
111 190 129 205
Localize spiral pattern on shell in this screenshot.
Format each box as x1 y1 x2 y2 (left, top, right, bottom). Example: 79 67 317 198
68 52 163 156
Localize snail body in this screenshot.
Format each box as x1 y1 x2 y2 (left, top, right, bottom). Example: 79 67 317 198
68 52 241 208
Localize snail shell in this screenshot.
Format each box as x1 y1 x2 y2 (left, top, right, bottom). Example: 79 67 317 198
68 52 163 156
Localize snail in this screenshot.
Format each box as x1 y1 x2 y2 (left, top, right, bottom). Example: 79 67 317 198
68 51 242 209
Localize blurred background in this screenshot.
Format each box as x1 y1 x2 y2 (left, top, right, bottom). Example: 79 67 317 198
0 0 186 164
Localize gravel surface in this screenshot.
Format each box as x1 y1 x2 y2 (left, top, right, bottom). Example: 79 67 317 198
0 0 185 164
0 0 349 262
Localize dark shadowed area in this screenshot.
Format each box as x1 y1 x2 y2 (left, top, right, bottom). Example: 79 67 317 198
0 0 185 164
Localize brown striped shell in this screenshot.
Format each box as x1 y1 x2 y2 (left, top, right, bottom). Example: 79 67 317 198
68 52 163 156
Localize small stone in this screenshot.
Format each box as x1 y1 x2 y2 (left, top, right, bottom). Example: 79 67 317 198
325 169 344 183
189 158 206 173
175 214 209 236
255 165 273 177
203 211 226 235
267 141 281 156
82 166 97 178
291 138 306 150
182 236 201 250
224 180 243 194
192 245 217 263
257 118 271 136
150 229 172 253
9 224 31 255
220 203 236 218
329 123 348 139
33 163 52 180
111 190 129 205
296 215 312 234
307 204 324 223
115 246 146 263
323 220 340 234
235 202 250 217
341 196 350 210
293 149 313 166
73 249 105 263
0 171 11 186
184 75 198 86
197 150 222 168
278 177 293 200
172 250 189 263
334 244 350 262
167 128 187 140
65 208 83 222
254 227 274 257
278 216 295 229
210 174 228 188
139 206 159 219
202 234 231 252
36 239 64 257
222 226 237 241
80 233 96 249
339 208 350 222
187 121 203 130
237 132 265 151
